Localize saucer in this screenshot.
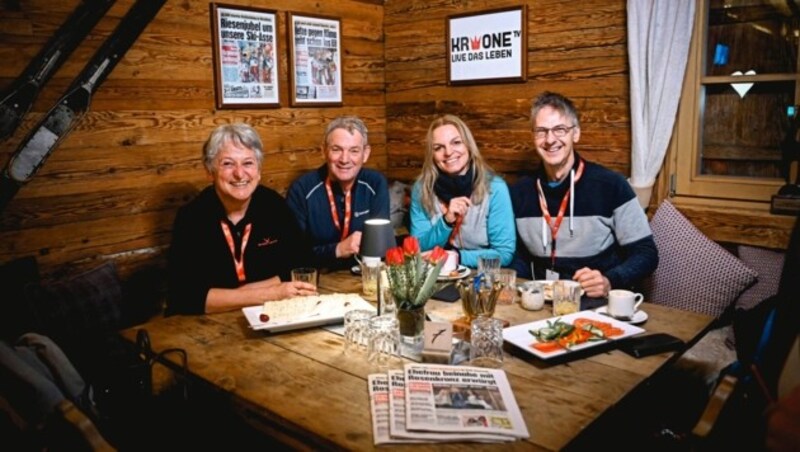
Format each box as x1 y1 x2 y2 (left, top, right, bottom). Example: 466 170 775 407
595 306 648 325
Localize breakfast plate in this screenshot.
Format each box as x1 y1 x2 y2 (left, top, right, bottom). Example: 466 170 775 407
437 265 471 281
503 310 645 360
595 305 649 325
242 293 375 333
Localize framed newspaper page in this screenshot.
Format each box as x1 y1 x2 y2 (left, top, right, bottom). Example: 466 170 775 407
288 13 343 107
210 3 280 109
446 6 527 86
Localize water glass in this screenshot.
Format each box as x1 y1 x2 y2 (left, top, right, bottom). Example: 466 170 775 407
360 261 381 300
469 317 504 368
291 267 318 289
343 309 373 354
477 254 500 277
367 315 400 367
492 268 517 305
378 268 396 317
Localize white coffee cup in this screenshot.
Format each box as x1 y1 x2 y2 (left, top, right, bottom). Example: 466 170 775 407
607 289 644 319
440 250 459 275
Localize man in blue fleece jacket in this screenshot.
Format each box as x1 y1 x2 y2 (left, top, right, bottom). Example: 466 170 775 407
287 116 390 270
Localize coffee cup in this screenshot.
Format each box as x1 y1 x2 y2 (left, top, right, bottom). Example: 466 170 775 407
607 289 644 319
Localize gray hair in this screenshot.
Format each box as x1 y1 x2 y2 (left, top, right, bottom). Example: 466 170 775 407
203 123 264 172
530 92 581 130
322 116 369 148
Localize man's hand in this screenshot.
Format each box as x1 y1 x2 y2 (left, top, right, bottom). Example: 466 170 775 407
572 267 610 298
335 230 362 258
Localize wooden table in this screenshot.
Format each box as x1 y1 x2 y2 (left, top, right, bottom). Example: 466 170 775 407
119 271 714 450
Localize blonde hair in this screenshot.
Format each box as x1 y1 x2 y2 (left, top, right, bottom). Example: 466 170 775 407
416 115 495 217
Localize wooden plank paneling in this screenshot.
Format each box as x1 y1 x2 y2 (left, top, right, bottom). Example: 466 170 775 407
0 0 386 279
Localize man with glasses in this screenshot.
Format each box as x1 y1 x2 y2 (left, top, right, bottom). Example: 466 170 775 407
287 116 390 270
510 92 657 299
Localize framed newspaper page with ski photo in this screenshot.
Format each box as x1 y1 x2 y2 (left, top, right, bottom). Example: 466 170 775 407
446 6 527 86
288 13 342 107
210 3 280 109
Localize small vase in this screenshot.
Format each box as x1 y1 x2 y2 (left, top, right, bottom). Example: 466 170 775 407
396 305 425 354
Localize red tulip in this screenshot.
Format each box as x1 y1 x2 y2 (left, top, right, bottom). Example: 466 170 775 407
385 246 405 266
427 246 447 264
402 236 420 256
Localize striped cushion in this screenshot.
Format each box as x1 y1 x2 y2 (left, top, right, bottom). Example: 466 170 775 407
735 245 784 310
643 201 756 317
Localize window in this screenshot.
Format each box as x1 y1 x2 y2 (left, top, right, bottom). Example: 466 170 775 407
671 0 798 203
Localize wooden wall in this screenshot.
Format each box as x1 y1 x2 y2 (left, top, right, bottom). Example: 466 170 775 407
0 0 385 280
384 0 631 183
1 0 791 285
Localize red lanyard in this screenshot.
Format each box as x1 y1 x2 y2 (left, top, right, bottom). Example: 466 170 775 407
535 159 584 267
220 221 252 284
325 177 351 240
443 201 464 248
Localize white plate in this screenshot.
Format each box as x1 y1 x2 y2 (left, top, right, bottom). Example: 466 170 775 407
503 310 645 360
595 306 649 325
438 265 471 281
242 293 375 333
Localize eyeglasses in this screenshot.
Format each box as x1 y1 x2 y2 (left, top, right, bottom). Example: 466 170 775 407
533 125 576 139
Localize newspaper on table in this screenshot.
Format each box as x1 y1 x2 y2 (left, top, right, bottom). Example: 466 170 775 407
404 363 529 439
367 374 420 445
386 369 513 443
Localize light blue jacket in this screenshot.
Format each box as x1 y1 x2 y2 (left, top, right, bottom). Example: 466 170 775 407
410 176 516 268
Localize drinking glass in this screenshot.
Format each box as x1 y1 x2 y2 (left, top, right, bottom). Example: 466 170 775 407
291 267 318 290
477 254 500 277
552 281 581 316
343 309 373 354
469 317 504 368
367 315 400 367
360 261 381 300
492 268 517 305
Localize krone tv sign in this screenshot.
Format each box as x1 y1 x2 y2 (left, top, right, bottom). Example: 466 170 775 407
448 7 525 84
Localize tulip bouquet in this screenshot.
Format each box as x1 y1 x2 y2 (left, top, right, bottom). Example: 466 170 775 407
385 236 447 310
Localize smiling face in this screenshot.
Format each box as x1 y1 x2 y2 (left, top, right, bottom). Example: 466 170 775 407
324 128 370 191
432 124 470 176
533 106 580 182
209 139 261 210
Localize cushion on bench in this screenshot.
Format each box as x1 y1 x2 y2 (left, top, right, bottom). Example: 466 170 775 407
643 200 757 318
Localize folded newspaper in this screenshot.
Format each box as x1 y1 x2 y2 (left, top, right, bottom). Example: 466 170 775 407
368 363 529 444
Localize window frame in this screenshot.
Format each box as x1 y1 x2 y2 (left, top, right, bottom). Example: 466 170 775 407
670 0 798 203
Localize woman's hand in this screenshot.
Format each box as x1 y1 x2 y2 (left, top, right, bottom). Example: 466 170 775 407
267 281 318 300
444 196 471 224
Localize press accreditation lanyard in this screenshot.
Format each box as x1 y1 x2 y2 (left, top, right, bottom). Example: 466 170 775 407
535 159 584 268
220 221 252 284
325 178 351 240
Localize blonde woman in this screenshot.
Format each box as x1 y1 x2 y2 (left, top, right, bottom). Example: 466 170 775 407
409 115 515 268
